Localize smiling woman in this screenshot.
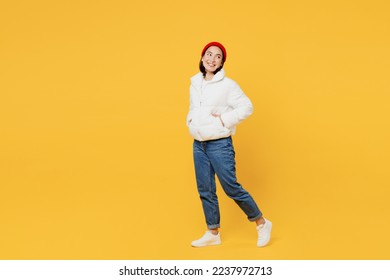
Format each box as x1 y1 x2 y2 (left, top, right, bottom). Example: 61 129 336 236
186 42 272 248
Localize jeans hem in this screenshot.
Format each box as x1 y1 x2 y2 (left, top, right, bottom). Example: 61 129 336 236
207 224 220 230
248 213 262 222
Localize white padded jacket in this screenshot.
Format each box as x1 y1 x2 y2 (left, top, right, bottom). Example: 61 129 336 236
186 69 253 141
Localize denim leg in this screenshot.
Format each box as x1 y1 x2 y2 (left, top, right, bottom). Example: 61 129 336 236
206 137 262 222
193 140 220 229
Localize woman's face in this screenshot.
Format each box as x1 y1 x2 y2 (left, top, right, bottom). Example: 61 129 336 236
202 46 223 73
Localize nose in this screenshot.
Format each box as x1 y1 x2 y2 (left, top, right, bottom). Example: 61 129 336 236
206 54 215 62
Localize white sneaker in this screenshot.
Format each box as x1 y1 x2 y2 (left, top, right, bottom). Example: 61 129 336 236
257 218 272 247
191 231 221 247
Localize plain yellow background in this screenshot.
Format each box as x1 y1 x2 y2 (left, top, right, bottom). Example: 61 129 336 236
1 0 389 259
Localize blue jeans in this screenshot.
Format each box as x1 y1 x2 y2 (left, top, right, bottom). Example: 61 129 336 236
193 137 262 229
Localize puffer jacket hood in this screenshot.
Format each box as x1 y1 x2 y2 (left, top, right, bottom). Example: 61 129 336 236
191 68 226 88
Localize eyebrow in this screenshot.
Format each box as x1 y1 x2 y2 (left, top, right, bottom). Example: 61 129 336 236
206 51 222 56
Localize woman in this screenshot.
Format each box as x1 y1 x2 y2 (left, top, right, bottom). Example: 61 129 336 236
186 42 272 247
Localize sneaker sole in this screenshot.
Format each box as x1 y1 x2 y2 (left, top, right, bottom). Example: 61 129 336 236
191 240 221 247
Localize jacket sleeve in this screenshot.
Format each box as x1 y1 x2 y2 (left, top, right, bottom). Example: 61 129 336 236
220 81 253 129
186 85 194 126
186 109 193 126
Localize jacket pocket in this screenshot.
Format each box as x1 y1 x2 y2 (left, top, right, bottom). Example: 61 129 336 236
188 122 202 140
197 116 230 140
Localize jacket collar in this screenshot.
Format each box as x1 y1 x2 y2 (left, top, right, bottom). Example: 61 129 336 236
191 69 226 88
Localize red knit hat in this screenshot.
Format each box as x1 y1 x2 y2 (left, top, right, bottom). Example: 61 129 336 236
201 42 227 62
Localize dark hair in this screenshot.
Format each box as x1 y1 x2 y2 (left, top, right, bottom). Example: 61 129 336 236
199 59 224 78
